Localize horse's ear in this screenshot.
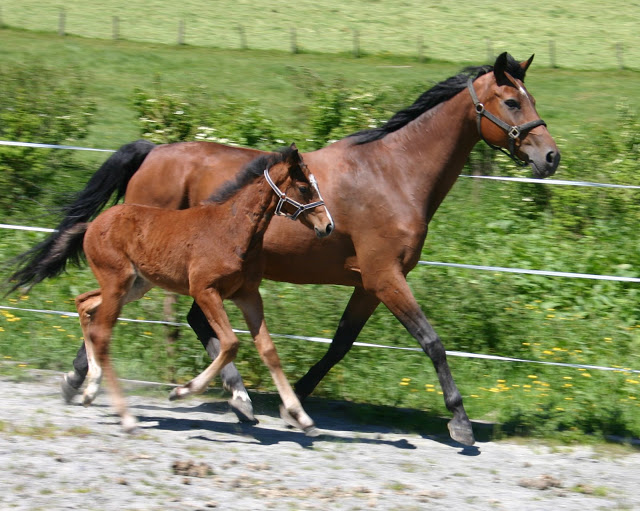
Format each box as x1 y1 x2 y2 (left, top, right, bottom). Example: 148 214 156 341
286 143 301 166
493 52 510 86
521 54 534 80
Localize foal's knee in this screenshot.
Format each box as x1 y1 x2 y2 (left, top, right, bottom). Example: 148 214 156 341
219 338 240 363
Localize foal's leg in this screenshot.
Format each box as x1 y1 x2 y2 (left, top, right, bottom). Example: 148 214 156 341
61 289 101 402
85 287 138 432
169 289 240 400
73 290 103 406
233 289 316 434
76 278 153 432
294 287 380 401
186 302 256 423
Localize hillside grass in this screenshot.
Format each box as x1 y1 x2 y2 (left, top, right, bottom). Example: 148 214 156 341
1 0 639 70
1 27 639 442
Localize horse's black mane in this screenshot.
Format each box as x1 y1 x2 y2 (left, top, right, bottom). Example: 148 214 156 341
207 146 295 204
350 54 525 145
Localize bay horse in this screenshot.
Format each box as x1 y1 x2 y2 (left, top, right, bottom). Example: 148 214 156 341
7 53 560 445
46 144 334 432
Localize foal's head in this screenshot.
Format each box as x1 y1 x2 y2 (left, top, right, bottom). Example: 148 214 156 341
209 144 334 238
268 144 334 239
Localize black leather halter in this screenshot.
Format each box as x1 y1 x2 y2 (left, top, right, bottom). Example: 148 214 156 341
467 77 546 167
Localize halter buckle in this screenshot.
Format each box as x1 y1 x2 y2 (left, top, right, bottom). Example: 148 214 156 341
508 126 521 139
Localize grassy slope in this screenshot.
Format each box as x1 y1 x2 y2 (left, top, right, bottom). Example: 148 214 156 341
1 0 639 69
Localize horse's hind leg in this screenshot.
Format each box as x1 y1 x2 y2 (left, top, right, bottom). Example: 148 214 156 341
294 287 380 401
76 277 152 432
61 289 102 403
187 301 256 423
67 290 103 405
234 289 316 435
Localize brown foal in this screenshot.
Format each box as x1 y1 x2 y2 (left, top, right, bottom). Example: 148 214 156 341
64 145 333 432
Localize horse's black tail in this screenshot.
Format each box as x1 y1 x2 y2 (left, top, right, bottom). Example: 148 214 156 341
4 139 155 295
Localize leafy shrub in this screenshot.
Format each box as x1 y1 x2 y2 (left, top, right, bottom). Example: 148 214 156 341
0 63 96 215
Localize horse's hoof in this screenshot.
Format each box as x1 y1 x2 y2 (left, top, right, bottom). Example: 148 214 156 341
121 415 138 433
82 383 99 407
448 417 476 446
303 425 321 437
61 372 80 404
279 404 315 433
169 386 189 401
229 397 258 424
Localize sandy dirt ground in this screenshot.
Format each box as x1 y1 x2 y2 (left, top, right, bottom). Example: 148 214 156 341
1 368 638 510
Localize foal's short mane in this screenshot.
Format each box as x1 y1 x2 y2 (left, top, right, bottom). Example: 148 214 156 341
350 54 526 145
207 147 292 204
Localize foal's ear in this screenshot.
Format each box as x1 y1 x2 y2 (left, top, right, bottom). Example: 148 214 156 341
287 143 301 163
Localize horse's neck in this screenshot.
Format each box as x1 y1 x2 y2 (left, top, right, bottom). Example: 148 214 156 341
377 90 479 221
225 173 282 245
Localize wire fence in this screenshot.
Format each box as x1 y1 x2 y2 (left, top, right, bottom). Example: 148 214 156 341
1 4 637 70
2 138 639 375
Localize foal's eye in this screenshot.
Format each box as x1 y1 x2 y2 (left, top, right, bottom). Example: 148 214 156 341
298 186 310 195
505 99 521 109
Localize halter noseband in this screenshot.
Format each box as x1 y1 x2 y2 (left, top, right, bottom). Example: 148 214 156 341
263 167 326 221
467 77 546 167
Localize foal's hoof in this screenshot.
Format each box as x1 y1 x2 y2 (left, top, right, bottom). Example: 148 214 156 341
279 404 316 434
229 397 258 424
61 372 81 404
121 415 138 434
448 417 476 446
168 385 190 401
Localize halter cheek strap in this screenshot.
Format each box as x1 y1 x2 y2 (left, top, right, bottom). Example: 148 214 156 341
467 78 547 167
263 168 327 221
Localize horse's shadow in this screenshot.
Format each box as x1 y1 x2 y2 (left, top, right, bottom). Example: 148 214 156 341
119 393 484 455
129 401 416 450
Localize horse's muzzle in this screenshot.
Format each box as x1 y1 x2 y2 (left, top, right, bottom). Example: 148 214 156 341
530 149 560 178
315 221 334 239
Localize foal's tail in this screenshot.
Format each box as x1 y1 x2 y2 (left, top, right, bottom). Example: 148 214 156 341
4 139 155 295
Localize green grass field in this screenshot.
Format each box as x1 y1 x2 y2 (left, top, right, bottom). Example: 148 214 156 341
1 19 639 442
1 0 639 70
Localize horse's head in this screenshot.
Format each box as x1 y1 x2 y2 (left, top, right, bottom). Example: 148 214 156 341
266 144 335 238
469 52 560 178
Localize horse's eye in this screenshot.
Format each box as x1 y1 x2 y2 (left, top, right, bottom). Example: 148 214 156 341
505 99 520 109
298 186 309 195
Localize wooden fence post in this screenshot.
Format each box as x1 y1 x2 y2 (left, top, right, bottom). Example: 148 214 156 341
112 16 119 40
549 40 557 68
290 27 298 54
485 39 493 63
237 25 247 49
616 43 624 70
178 19 185 45
58 9 66 36
352 28 360 58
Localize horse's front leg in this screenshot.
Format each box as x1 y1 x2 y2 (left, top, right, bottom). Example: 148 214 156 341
371 272 475 446
294 287 380 401
169 289 239 400
233 288 316 435
186 301 256 423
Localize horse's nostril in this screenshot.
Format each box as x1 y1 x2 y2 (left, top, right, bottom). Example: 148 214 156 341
326 223 334 235
546 150 556 164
